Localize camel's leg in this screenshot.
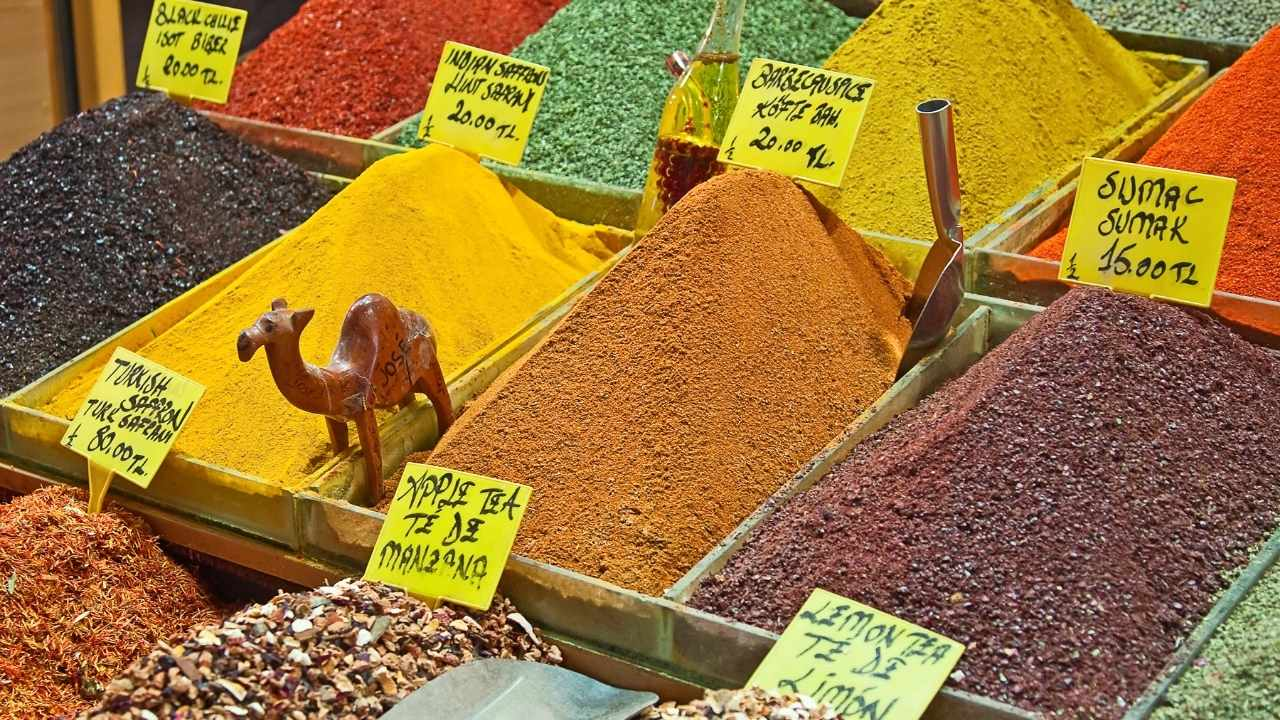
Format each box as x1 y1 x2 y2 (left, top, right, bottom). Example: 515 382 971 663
416 359 454 432
352 409 383 507
325 417 350 451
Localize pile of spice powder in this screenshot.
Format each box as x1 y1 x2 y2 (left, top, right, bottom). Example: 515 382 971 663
1032 26 1280 302
42 145 614 490
0 485 220 718
81 579 561 718
691 288 1280 718
0 92 330 396
199 0 568 137
1074 0 1278 44
1153 564 1280 720
395 0 858 188
812 0 1166 241
644 689 843 719
401 170 911 595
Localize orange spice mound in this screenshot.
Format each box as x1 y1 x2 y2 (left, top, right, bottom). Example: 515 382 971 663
0 486 220 718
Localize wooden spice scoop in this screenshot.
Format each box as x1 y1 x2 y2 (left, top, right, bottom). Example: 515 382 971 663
237 294 454 506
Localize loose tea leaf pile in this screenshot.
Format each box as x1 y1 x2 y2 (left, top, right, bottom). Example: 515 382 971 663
643 689 844 719
693 288 1280 718
82 579 561 718
0 92 330 395
0 486 220 718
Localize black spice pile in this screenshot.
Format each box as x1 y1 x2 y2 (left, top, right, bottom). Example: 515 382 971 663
0 91 330 395
81 579 561 718
691 288 1280 719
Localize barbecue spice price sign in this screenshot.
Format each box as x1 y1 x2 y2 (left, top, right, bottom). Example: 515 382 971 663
417 42 550 166
717 58 874 186
1059 157 1236 308
61 348 205 512
749 588 964 720
365 463 530 610
136 0 247 103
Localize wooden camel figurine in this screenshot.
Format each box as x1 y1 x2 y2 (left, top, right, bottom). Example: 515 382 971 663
236 295 454 507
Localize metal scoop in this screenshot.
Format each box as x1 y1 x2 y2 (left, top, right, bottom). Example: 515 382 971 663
897 98 966 378
379 659 658 720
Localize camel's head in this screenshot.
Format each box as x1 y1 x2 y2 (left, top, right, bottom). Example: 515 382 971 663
237 298 316 362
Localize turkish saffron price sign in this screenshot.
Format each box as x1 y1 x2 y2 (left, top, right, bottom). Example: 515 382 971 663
749 588 964 720
136 0 247 103
365 463 530 610
718 59 874 187
417 42 550 166
1059 157 1236 308
60 348 204 511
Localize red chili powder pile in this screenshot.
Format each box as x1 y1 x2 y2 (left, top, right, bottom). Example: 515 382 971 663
1030 26 1280 301
0 486 220 718
200 0 569 137
398 170 911 595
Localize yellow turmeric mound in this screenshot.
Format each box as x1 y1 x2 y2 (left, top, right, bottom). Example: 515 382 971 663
46 145 613 488
814 0 1167 240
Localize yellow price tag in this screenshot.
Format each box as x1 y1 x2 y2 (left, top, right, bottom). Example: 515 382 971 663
417 42 550 166
718 59 873 187
60 348 204 491
1060 157 1236 308
365 463 529 610
749 589 964 720
135 0 247 103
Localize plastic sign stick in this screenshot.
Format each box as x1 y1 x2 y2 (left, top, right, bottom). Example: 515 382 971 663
718 58 874 187
1059 157 1236 308
749 588 964 720
136 0 247 104
365 463 530 610
417 42 550 166
61 348 205 512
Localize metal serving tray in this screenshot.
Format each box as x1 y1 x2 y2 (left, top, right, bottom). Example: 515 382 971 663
0 120 634 549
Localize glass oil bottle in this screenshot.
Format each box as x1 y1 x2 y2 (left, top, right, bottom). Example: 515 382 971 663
635 0 746 236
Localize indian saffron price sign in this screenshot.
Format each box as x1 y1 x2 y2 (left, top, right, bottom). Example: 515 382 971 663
60 348 204 490
136 0 247 103
417 42 550 166
749 588 964 720
365 463 530 610
1059 157 1236 308
718 58 874 187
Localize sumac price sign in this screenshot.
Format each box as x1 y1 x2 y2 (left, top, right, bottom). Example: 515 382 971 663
1059 157 1236 308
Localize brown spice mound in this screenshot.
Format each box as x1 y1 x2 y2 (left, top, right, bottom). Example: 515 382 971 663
0 486 220 719
406 169 910 595
644 688 844 719
82 579 560 718
691 288 1280 718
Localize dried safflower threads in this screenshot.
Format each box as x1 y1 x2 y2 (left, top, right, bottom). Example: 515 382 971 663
692 288 1280 717
81 579 561 718
0 92 330 396
0 486 220 718
405 169 910 595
